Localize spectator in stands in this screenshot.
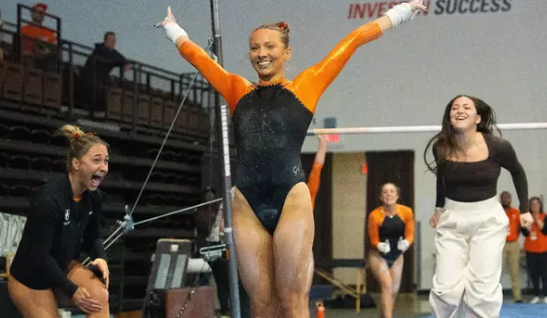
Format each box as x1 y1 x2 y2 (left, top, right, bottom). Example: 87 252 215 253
8 125 111 317
500 191 524 303
522 196 547 304
20 3 57 70
80 31 130 118
368 183 414 318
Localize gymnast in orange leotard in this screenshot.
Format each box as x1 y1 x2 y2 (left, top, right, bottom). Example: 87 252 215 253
156 2 426 317
368 183 414 318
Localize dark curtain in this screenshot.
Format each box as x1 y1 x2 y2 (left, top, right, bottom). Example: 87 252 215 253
301 153 333 282
364 151 415 293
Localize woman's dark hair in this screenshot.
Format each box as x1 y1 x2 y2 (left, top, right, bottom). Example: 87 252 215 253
529 196 544 213
423 95 501 173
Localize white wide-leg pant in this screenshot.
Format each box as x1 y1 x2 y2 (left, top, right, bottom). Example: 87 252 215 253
429 196 509 318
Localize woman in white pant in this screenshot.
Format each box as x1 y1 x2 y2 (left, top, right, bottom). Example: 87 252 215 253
423 95 534 318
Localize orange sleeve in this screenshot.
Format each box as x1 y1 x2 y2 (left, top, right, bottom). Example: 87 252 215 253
289 21 383 113
401 206 415 245
177 41 253 114
47 30 57 44
368 208 383 248
307 162 324 209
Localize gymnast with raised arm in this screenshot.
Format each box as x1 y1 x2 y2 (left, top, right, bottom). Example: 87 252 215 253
156 2 426 317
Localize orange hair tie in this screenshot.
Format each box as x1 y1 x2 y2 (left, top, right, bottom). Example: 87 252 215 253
279 22 287 30
72 132 95 139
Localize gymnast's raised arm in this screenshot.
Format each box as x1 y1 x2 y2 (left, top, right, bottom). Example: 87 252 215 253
291 0 427 113
155 6 252 113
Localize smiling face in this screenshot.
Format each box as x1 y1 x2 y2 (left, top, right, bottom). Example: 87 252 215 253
249 28 291 81
380 183 399 207
71 143 109 191
449 96 481 132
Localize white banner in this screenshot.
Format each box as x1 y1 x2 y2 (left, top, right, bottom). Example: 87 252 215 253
0 212 27 256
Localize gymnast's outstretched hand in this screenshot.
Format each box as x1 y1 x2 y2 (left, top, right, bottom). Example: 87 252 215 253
383 0 427 30
408 0 428 12
155 6 189 45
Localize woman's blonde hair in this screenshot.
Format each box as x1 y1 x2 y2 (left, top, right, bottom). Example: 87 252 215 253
56 125 108 171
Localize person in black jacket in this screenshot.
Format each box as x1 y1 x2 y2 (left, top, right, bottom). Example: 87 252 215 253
8 124 111 318
80 31 129 117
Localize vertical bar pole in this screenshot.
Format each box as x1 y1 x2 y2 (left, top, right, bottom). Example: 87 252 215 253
209 1 241 317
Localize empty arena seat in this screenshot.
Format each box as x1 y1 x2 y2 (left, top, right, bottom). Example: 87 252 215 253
9 154 31 170
10 185 32 197
43 72 63 109
150 96 164 128
51 159 66 172
0 61 7 98
0 124 7 138
186 176 198 185
122 89 135 123
147 148 159 159
23 68 43 105
149 194 165 205
137 94 151 126
150 172 165 183
187 105 200 136
106 87 123 121
0 153 9 168
176 174 189 185
30 129 51 144
188 154 201 165
199 110 210 137
164 173 178 184
174 152 188 164
8 126 31 141
161 150 176 161
109 194 125 205
163 101 176 130
0 184 9 196
3 62 23 102
164 195 179 206
50 134 67 147
175 104 188 134
31 157 52 171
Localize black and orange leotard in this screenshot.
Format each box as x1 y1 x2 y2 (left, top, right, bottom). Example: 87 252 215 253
177 22 383 234
368 204 414 267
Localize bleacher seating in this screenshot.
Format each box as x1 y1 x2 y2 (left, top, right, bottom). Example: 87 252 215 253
0 4 229 314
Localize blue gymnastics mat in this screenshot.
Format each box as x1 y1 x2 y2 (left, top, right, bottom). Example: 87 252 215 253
420 304 547 318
